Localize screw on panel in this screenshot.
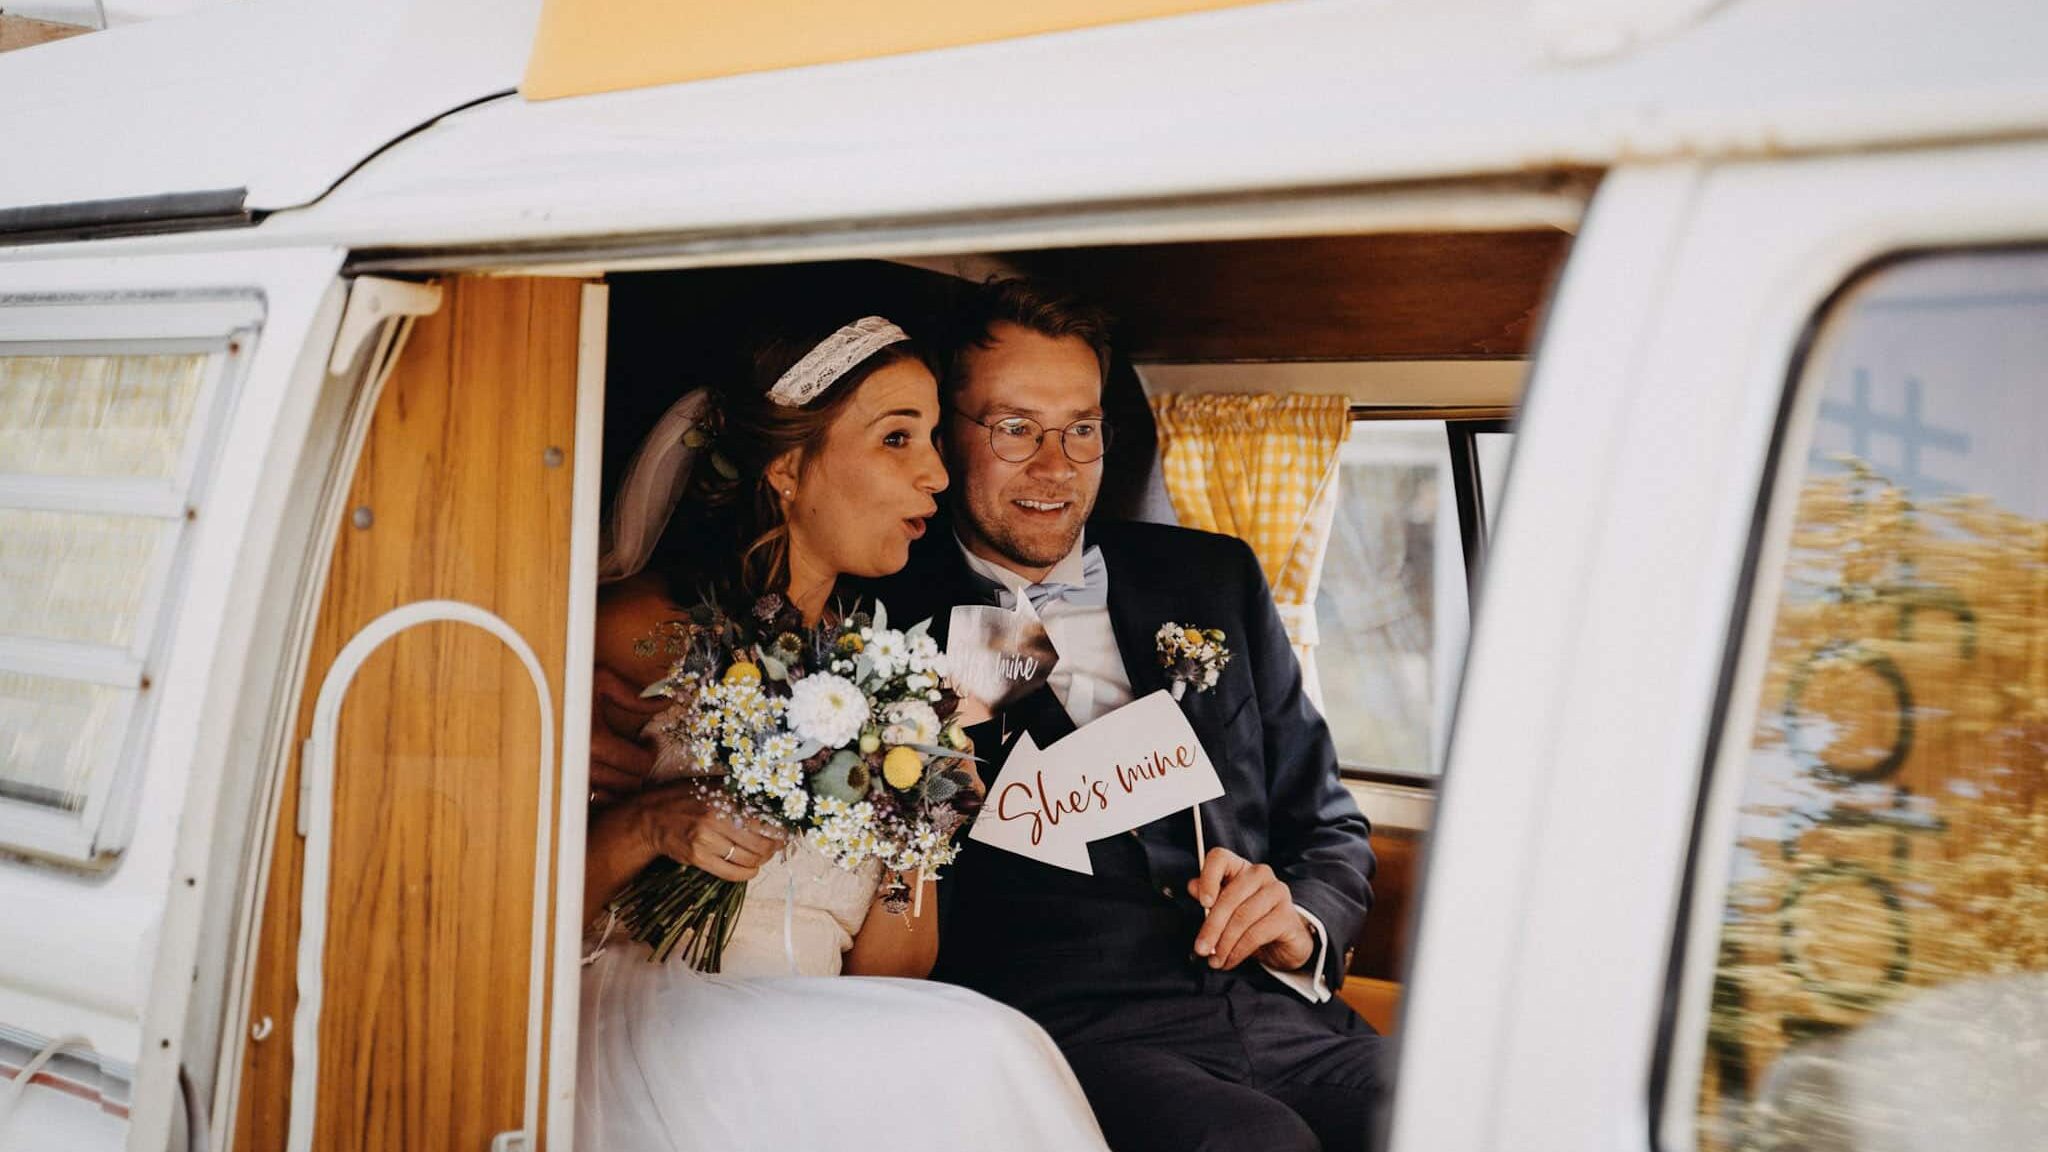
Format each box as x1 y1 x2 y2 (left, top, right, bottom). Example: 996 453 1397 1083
352 506 373 530
543 446 565 468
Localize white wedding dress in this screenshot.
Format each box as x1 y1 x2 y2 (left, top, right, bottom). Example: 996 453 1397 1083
578 840 1110 1151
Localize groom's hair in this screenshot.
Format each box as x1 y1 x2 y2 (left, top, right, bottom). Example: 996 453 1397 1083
941 278 1113 402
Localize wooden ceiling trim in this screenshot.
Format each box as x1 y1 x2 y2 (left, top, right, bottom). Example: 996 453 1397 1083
1003 231 1570 362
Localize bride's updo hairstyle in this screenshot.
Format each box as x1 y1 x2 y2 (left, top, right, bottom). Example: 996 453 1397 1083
655 314 933 603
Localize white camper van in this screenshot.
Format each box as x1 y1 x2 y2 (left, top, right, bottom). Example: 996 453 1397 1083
2 1 2045 1149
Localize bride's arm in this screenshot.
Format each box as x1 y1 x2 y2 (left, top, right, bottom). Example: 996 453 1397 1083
584 786 783 918
594 572 687 689
842 874 942 978
584 576 782 919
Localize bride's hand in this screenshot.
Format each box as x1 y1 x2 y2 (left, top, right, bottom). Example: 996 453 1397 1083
952 695 994 730
632 784 785 882
954 738 986 800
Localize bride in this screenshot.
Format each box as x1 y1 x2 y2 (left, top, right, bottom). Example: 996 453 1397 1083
577 311 1109 1150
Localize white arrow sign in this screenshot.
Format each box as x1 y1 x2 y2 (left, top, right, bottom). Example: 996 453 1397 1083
969 689 1225 874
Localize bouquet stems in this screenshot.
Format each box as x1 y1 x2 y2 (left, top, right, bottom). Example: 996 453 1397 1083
606 857 750 971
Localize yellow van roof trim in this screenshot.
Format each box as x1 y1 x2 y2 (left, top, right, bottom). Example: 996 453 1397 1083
520 0 1278 102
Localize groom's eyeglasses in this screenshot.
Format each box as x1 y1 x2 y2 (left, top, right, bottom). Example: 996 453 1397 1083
957 412 1114 464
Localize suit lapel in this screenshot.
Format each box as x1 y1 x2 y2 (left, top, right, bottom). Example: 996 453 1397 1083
1098 529 1170 703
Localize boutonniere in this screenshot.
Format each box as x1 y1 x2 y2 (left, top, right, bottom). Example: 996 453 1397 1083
1156 623 1232 701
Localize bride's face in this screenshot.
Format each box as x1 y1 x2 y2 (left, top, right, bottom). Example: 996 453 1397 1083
777 358 948 582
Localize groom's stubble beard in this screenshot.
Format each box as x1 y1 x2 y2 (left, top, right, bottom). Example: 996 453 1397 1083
956 489 1092 572
943 442 1099 574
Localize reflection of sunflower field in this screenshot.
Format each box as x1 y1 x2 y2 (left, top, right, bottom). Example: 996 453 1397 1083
1699 459 2048 1150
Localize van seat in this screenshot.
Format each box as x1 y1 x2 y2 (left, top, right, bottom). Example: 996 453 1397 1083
1339 976 1401 1035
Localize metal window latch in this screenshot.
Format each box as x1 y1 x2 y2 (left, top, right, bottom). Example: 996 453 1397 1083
490 1133 527 1152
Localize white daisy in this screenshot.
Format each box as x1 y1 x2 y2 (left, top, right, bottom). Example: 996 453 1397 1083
865 629 909 680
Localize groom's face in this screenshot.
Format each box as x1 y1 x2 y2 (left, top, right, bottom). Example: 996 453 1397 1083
945 323 1105 582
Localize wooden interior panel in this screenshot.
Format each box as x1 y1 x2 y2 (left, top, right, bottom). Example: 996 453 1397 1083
234 277 582 1151
1003 231 1571 361
1349 827 1423 982
0 14 91 52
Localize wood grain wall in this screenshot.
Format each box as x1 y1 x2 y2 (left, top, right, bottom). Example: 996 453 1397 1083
233 277 583 1151
1004 232 1571 362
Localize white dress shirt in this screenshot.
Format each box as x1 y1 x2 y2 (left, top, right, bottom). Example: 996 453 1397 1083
958 533 1334 1002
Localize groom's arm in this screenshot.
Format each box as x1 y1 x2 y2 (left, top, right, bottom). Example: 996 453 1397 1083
1233 538 1375 994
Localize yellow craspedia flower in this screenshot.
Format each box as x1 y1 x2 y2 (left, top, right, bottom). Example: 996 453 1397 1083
723 661 762 687
883 746 924 790
1182 627 1205 647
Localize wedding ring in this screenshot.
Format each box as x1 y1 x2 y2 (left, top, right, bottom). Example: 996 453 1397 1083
722 845 736 862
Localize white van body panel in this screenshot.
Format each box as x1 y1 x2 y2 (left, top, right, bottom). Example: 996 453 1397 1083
224 0 2048 254
0 247 345 1151
5 0 2047 256
1392 137 2048 1152
0 0 537 216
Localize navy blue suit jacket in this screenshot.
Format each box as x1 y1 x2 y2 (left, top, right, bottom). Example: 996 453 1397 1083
857 518 1374 1003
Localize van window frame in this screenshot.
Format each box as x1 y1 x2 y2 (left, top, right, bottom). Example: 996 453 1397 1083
0 295 259 866
1648 241 2048 1152
1327 406 1514 788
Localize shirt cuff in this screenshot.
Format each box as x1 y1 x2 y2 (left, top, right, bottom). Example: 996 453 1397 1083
1260 905 1333 1003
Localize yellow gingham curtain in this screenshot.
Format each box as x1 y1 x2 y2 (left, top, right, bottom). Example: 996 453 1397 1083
1149 393 1349 698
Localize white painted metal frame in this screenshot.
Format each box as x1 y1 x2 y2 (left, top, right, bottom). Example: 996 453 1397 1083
1393 139 2048 1152
1654 142 2048 1152
544 283 606 1151
1389 161 1707 1152
288 599 555 1152
0 298 258 863
0 246 346 1152
204 279 437 1152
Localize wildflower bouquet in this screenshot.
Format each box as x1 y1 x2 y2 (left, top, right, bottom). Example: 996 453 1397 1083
608 593 980 970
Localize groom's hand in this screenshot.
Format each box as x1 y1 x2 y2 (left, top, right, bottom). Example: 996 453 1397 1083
590 664 663 805
1189 848 1316 972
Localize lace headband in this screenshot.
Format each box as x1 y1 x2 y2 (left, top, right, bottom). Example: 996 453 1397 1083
767 316 910 407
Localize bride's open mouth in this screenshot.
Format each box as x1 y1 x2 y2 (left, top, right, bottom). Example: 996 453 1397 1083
903 516 929 540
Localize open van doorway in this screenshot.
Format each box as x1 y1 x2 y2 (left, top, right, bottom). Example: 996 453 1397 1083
572 230 1563 1129
216 215 1571 1152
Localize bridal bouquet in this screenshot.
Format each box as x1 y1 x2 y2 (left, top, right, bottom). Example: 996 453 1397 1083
609 593 981 969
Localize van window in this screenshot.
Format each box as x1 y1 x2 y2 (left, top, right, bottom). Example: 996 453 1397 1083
0 308 253 861
1316 416 1512 778
1674 249 2048 1150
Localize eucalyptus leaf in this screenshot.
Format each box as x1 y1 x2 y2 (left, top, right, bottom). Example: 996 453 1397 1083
872 600 889 632
907 742 985 763
759 652 788 682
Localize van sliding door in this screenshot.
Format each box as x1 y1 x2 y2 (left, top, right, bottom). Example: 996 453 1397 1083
232 277 593 1152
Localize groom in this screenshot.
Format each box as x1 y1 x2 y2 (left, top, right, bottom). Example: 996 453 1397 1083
862 279 1385 1152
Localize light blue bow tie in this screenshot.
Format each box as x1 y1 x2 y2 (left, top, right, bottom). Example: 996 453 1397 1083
996 544 1109 611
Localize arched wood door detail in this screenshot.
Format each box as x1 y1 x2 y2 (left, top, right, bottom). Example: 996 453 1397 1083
235 277 585 1151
